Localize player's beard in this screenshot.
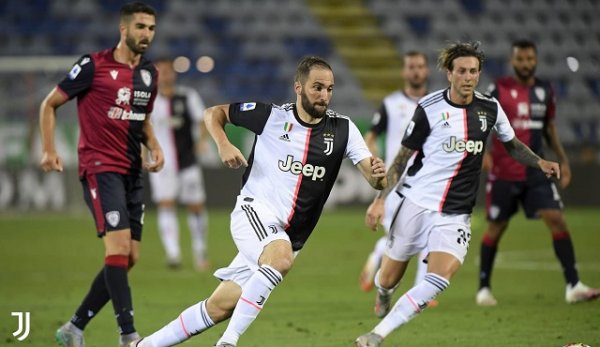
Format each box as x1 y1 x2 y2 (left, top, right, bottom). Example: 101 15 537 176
126 34 149 55
301 90 328 119
514 65 536 81
407 77 426 90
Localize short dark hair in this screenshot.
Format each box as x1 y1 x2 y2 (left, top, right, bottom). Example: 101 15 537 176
437 41 485 71
512 39 537 52
294 56 332 85
404 50 428 64
120 1 156 22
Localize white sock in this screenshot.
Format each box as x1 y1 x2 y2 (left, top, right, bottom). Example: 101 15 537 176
413 250 429 286
217 265 282 345
142 300 214 347
158 207 180 261
187 212 208 263
372 236 387 268
373 273 449 338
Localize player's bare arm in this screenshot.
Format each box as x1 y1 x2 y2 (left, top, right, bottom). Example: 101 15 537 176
197 120 210 154
502 137 560 178
544 119 571 188
379 146 416 200
357 156 387 190
39 87 68 172
364 146 413 230
204 104 248 169
142 116 164 172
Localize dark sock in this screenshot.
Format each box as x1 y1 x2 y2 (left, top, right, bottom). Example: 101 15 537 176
104 255 135 335
479 234 498 289
552 231 579 287
70 269 111 330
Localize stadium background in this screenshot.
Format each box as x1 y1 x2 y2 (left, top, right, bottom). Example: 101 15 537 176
0 1 599 346
1 0 599 210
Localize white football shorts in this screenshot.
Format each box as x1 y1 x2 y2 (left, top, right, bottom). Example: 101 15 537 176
385 195 472 264
149 164 206 204
382 189 402 233
214 195 294 287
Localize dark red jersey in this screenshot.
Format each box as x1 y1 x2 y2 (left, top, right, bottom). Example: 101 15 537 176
488 76 555 182
57 48 158 177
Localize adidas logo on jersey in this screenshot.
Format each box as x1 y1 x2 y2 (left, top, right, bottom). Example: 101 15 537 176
278 155 326 181
442 136 484 155
279 133 291 142
442 121 451 128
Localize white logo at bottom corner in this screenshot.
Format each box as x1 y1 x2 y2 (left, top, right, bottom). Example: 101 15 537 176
11 312 30 341
106 211 120 227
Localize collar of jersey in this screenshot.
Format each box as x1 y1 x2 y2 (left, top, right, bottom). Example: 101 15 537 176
443 88 473 109
293 103 326 128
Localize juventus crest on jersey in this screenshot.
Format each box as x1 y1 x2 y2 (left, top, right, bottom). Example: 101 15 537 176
399 89 515 215
228 102 371 250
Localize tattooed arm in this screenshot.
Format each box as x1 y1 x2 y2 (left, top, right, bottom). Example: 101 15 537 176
379 146 416 199
502 137 560 178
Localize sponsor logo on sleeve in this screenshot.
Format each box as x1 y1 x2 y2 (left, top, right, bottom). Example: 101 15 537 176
240 102 256 111
68 64 82 80
406 121 415 136
140 69 152 87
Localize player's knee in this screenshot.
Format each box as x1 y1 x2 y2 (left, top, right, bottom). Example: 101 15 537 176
260 240 294 275
206 297 235 323
104 230 133 256
188 203 204 214
485 221 507 239
266 255 293 276
110 241 131 256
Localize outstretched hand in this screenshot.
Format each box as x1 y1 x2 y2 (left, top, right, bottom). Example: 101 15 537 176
40 151 63 172
145 147 165 172
365 198 384 231
538 159 560 179
219 142 248 169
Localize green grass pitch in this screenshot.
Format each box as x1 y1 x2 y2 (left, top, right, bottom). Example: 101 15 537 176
1 207 599 346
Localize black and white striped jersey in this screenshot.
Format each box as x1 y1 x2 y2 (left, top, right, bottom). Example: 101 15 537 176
229 102 371 250
152 86 205 171
370 91 419 169
399 88 515 214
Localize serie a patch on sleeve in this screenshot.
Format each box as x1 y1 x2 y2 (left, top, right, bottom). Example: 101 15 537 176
240 102 257 111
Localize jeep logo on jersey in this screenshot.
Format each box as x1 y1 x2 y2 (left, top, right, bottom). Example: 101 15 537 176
278 155 326 181
442 136 484 155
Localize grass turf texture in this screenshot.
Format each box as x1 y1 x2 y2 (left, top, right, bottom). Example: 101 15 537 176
1 207 598 346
